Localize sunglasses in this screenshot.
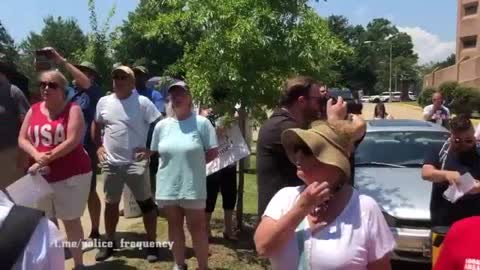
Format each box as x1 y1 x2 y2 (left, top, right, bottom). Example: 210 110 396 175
39 81 60 90
453 137 475 144
113 74 129 80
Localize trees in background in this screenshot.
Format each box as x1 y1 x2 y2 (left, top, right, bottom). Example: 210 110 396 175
327 16 419 96
18 16 87 85
0 21 18 63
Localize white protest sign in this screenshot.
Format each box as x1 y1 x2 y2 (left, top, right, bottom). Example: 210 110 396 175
206 124 250 176
6 174 54 208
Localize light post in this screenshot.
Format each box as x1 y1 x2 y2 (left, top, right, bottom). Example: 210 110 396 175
364 33 399 102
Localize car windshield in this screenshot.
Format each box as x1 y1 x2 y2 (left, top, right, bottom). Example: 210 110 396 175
355 131 450 167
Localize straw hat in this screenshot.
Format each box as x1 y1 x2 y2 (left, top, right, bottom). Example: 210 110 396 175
281 120 359 179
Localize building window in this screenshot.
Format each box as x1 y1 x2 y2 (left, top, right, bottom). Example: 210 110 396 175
462 36 477 49
464 3 478 16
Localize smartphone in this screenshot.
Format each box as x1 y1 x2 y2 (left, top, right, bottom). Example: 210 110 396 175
35 49 54 71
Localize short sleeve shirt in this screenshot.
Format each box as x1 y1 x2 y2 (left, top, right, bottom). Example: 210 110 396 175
434 216 480 270
424 143 480 226
423 105 450 127
136 88 165 114
151 114 218 200
263 187 395 270
95 92 161 165
0 83 30 150
71 83 102 145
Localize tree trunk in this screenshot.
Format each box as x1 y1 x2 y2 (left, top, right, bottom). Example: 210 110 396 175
236 107 247 231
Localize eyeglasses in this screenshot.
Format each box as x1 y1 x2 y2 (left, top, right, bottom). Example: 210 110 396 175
453 137 475 144
113 74 129 80
39 81 60 90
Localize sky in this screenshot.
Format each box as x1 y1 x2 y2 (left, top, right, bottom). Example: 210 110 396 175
1 0 457 65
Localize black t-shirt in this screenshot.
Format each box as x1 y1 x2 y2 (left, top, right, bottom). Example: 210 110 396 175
0 83 30 151
256 109 304 216
424 144 480 227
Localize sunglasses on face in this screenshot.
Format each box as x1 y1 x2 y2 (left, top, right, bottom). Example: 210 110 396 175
453 137 475 144
39 81 60 90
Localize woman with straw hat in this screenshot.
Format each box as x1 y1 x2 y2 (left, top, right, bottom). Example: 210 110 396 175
254 116 395 270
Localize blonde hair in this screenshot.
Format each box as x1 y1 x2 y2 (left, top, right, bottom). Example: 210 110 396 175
39 70 68 92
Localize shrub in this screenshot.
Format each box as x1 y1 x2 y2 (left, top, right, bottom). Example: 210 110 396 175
450 86 480 117
418 86 437 107
438 81 459 106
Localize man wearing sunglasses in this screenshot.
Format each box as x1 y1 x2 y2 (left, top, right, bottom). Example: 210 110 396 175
256 76 347 219
92 66 162 263
422 115 480 227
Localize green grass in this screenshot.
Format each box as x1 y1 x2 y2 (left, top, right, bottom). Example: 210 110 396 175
91 153 268 270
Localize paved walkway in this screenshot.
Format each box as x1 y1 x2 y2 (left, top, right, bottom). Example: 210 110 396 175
361 102 423 120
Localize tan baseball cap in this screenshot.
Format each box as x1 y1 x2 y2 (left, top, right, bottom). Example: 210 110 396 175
112 65 135 80
281 121 354 179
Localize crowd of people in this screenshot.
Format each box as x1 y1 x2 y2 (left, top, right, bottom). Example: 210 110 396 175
2 46 480 270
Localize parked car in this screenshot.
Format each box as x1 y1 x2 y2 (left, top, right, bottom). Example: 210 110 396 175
354 120 450 263
360 95 370 103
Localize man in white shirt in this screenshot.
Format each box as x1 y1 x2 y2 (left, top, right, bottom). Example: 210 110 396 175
423 92 451 128
0 191 64 270
92 66 162 263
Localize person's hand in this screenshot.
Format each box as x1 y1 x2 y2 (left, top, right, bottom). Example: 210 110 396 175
295 182 331 214
445 171 461 185
44 47 66 65
133 147 151 161
326 97 347 121
97 146 107 163
350 114 367 142
27 163 41 175
468 180 480 195
33 151 52 166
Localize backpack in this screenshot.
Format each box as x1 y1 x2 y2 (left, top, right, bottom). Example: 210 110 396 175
0 205 44 269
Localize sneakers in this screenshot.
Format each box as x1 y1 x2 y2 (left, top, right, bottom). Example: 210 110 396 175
173 264 188 270
95 240 116 262
146 247 159 263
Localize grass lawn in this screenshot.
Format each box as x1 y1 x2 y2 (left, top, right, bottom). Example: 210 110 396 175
92 155 269 270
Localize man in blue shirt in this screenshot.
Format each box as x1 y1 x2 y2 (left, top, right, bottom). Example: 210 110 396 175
72 61 102 241
133 66 165 199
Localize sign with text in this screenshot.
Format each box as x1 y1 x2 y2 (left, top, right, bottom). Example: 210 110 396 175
206 124 250 176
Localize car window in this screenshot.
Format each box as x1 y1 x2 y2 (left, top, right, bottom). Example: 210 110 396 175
355 131 450 166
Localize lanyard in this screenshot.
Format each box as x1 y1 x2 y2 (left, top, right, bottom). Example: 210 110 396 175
296 218 309 270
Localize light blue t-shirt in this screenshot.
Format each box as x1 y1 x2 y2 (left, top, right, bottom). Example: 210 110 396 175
151 114 218 200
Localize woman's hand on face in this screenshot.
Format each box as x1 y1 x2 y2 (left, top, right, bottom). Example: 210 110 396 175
296 182 331 213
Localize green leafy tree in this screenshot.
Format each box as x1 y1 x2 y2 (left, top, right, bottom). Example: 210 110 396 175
134 0 349 227
0 21 18 63
111 0 183 75
74 0 116 91
18 16 87 83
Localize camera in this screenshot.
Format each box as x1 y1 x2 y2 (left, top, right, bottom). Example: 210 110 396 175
330 96 363 115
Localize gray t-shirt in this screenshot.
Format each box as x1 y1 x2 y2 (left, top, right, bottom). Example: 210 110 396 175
95 91 161 165
0 83 30 151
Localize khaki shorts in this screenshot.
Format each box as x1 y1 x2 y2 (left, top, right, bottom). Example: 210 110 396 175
156 199 206 210
0 146 24 188
35 172 92 220
102 160 152 204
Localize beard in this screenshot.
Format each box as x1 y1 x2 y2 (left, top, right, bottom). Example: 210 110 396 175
458 147 479 166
